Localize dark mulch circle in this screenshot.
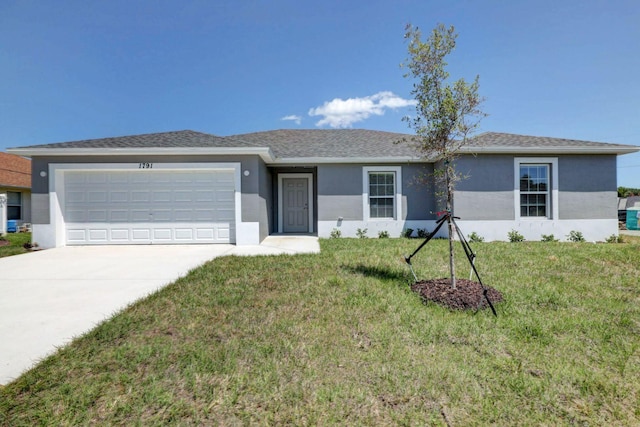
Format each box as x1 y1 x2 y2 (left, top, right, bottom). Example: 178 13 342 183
411 278 503 312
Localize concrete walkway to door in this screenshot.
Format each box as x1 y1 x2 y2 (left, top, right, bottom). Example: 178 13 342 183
0 236 319 385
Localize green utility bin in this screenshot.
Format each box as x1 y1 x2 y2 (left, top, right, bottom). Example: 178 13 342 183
627 207 640 230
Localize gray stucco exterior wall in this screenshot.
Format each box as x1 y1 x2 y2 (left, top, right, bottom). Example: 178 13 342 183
450 154 619 221
448 155 516 220
557 155 617 219
317 163 436 222
317 165 363 221
403 163 436 220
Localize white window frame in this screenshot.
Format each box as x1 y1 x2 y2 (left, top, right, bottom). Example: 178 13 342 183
514 158 558 220
363 166 402 221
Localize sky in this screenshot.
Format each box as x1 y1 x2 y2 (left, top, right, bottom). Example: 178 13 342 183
1 0 639 187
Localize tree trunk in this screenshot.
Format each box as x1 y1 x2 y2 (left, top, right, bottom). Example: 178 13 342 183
445 162 456 289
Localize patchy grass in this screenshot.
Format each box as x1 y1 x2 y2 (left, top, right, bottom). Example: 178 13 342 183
1 238 639 425
0 233 31 258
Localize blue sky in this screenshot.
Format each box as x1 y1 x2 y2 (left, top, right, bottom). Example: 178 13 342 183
1 0 639 186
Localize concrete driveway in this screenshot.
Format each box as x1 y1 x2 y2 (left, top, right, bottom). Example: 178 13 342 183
0 236 319 385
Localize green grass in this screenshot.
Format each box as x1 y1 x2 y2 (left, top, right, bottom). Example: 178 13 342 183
1 238 639 425
0 233 31 258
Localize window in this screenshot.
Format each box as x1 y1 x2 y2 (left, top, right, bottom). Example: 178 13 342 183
369 172 395 218
514 158 558 220
519 164 549 217
363 166 402 221
7 191 22 220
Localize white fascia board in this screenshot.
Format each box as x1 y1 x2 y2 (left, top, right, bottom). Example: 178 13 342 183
269 156 423 165
460 145 640 155
7 147 276 162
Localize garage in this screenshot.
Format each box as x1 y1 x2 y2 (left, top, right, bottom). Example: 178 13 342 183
62 169 236 244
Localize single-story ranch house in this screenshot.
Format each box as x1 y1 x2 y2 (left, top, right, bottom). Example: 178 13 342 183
8 129 639 248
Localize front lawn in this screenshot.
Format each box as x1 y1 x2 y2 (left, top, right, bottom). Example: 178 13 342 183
1 238 639 425
0 232 31 258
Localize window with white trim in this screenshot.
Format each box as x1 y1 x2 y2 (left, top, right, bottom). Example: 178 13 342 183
363 166 402 221
514 158 558 220
369 172 395 218
7 191 22 220
519 164 549 217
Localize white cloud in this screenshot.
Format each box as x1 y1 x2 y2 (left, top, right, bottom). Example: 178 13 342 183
308 91 416 128
281 114 302 125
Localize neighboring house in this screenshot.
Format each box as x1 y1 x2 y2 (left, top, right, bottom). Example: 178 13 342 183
0 152 32 227
8 129 639 248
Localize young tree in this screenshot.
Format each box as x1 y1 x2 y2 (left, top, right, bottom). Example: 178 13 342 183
402 23 486 289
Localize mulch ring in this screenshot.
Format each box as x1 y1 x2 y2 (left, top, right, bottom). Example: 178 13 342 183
411 278 503 312
0 240 9 247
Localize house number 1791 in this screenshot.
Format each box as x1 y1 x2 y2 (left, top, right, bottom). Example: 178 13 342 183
139 163 153 169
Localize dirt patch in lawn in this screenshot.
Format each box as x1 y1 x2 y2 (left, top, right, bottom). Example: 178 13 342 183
411 278 503 312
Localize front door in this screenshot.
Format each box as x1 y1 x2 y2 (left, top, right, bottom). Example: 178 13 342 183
282 177 309 233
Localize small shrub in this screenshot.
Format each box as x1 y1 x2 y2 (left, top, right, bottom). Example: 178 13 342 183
402 228 414 238
508 229 525 242
541 234 558 242
330 228 342 239
356 228 368 239
468 232 484 243
378 230 390 239
605 234 623 243
567 230 585 242
417 228 429 238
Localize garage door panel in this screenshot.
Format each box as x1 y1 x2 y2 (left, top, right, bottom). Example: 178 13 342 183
153 229 172 240
152 210 172 221
218 209 235 222
175 229 194 240
131 209 151 221
87 210 108 222
174 190 193 202
88 229 108 242
88 191 108 203
66 209 86 222
110 210 129 221
131 190 150 202
64 169 236 245
132 229 152 240
110 229 130 240
87 173 108 184
196 228 215 239
110 191 128 202
67 229 87 242
109 174 129 184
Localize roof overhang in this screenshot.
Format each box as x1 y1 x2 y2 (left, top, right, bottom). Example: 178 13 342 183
460 145 640 155
7 147 277 163
269 156 423 164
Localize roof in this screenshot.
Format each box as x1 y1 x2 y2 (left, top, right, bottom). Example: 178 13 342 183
0 152 31 189
466 132 639 154
13 130 248 149
228 129 417 159
7 129 639 163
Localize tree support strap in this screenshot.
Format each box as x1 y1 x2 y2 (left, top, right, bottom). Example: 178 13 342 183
404 212 497 317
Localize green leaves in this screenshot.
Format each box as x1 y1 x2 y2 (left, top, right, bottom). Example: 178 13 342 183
402 23 486 161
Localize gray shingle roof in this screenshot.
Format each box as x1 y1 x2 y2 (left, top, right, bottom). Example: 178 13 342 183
16 130 251 149
467 132 634 150
10 129 639 159
228 129 417 158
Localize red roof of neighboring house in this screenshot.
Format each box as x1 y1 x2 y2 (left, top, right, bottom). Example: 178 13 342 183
0 152 31 189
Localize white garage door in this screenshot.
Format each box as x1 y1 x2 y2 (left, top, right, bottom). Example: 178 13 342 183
63 170 235 244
